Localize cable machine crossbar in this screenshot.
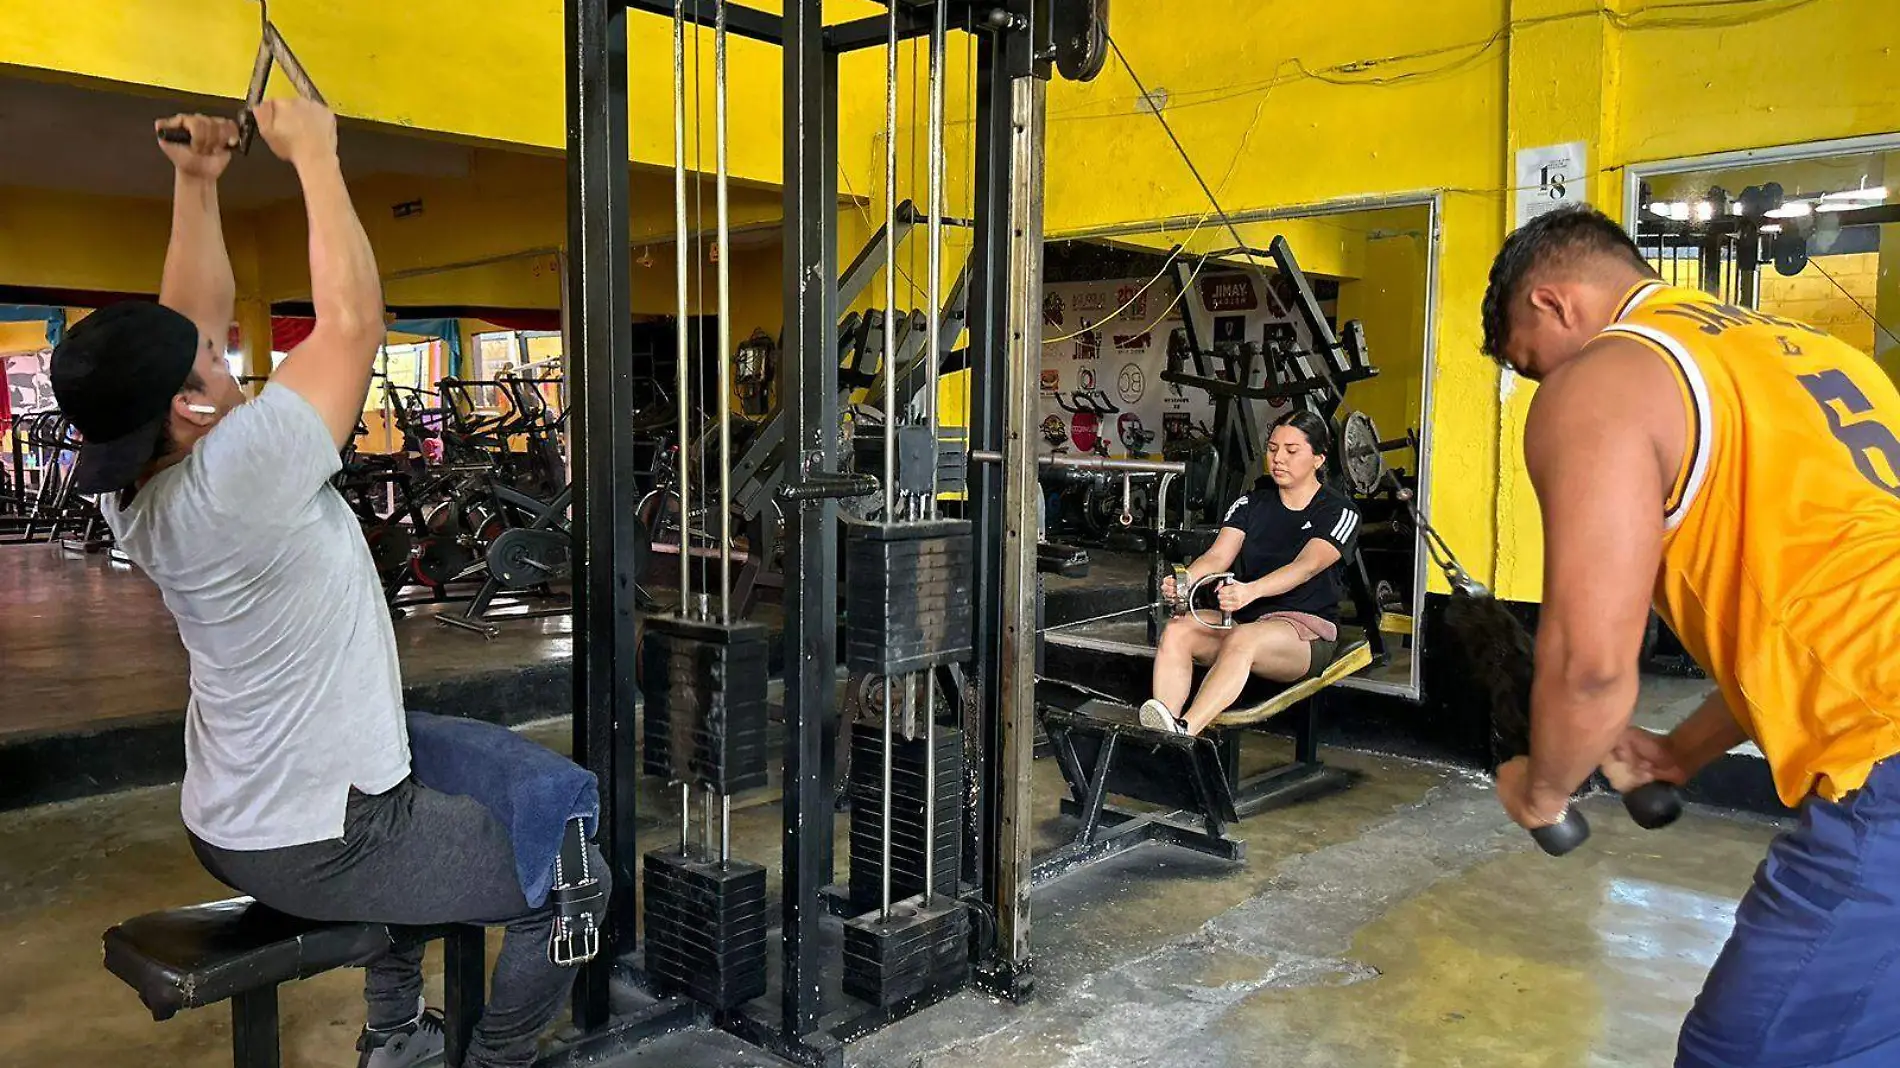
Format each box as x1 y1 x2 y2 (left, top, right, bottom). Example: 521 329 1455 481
620 0 992 54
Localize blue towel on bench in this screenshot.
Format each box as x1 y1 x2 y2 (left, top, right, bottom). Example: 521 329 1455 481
405 711 599 909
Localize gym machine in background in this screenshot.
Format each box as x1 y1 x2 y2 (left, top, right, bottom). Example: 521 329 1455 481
558 1 1104 1064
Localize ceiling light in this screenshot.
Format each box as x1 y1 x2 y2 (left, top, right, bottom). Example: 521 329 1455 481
1765 202 1813 219
1694 202 1716 222
1820 186 1887 202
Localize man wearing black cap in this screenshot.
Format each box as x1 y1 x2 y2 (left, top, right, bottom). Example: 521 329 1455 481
52 102 597 1068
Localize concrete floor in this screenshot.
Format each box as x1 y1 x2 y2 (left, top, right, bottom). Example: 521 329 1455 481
0 715 1779 1068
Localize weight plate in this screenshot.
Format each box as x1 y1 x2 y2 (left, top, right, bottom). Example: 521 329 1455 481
1341 411 1384 497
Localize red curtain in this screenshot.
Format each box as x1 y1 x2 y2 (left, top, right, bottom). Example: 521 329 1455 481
271 317 318 352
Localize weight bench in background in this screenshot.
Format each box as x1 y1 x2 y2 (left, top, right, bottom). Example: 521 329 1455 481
1031 639 1372 886
103 897 487 1068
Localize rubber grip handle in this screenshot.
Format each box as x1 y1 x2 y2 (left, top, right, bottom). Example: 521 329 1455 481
1623 780 1685 830
1529 807 1591 857
158 128 193 145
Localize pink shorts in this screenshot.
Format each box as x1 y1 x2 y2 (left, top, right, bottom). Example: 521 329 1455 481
1254 610 1337 643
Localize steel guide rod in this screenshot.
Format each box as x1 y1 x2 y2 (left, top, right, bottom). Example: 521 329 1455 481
920 0 948 908
673 0 693 615
715 0 734 623
878 0 899 925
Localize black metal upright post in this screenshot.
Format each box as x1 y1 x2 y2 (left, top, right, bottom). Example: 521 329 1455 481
964 19 1009 909
565 0 636 1034
780 0 839 1043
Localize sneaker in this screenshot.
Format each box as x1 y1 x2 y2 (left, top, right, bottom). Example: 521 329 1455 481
357 1007 446 1068
1138 699 1187 735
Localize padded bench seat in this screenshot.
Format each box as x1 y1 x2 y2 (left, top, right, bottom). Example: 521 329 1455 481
104 896 485 1068
1214 639 1373 727
104 897 390 1022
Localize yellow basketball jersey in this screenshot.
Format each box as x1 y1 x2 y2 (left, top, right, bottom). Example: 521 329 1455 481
1598 281 1900 804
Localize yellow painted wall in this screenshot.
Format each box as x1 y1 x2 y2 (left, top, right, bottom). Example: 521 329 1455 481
0 185 172 294
1337 217 1431 457
253 149 785 308
0 0 829 188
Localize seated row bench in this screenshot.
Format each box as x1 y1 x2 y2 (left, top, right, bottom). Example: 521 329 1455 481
1031 639 1372 887
104 897 488 1068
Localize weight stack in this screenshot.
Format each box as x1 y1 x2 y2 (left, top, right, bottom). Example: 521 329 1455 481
640 617 770 793
847 724 963 912
843 521 974 675
842 895 970 1009
642 849 768 1012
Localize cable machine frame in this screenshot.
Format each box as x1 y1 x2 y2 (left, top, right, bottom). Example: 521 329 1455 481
563 0 1054 1063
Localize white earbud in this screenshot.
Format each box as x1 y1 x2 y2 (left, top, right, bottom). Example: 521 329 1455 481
186 404 218 415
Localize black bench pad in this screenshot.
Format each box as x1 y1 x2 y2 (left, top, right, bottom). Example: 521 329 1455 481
103 897 391 1021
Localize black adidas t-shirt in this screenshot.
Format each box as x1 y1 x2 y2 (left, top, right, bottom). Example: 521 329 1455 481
1218 478 1359 625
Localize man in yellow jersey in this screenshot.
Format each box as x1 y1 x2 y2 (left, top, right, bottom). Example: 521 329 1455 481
1481 204 1900 1068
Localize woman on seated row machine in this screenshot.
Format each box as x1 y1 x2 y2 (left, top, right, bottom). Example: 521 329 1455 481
1140 409 1361 737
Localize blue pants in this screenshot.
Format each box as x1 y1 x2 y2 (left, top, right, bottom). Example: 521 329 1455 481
1678 756 1900 1067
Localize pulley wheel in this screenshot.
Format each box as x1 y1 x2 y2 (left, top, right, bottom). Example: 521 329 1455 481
1341 411 1385 497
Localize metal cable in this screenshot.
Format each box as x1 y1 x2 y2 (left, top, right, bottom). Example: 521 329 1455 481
714 0 733 622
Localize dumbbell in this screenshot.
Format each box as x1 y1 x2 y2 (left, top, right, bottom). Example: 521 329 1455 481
1623 780 1684 829
1531 780 1684 857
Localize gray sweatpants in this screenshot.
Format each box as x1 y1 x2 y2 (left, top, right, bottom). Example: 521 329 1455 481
190 776 605 1068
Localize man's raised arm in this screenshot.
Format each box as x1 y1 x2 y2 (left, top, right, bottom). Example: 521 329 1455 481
155 115 240 352
257 100 386 449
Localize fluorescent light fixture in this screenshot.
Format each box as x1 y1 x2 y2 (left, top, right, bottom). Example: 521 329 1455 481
1760 223 1783 233
1765 202 1813 219
1820 186 1887 202
1694 201 1716 222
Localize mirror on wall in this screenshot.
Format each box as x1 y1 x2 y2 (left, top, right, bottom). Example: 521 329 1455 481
1629 144 1897 373
1033 197 1439 699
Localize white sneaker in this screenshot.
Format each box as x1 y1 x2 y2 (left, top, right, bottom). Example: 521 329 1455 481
1138 699 1186 734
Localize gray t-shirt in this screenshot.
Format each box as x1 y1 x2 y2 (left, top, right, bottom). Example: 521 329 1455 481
101 383 410 851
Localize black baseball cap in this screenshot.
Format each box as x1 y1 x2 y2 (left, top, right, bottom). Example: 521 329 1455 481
49 302 201 495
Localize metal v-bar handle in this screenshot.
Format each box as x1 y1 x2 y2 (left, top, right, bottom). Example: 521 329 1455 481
158 7 326 154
